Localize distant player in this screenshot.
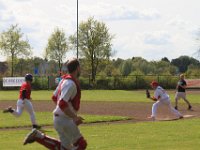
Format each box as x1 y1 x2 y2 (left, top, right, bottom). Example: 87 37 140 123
174 74 192 110
147 81 183 121
23 58 87 150
3 74 40 129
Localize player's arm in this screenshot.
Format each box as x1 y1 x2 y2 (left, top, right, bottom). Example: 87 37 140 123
52 79 63 104
59 100 83 125
22 89 27 100
58 82 83 125
149 96 158 101
149 91 160 101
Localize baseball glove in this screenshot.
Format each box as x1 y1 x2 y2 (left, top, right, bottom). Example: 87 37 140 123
146 89 150 98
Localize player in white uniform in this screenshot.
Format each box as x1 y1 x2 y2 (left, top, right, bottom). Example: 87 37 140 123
23 59 87 150
148 81 183 121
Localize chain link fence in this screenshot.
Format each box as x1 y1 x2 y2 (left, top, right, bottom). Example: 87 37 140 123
0 75 200 90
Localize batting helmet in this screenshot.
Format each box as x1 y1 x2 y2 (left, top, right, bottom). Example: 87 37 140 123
25 74 33 82
150 81 159 87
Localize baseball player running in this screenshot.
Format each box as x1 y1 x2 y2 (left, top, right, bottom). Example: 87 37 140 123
3 74 40 129
174 74 192 110
23 58 87 150
147 81 183 121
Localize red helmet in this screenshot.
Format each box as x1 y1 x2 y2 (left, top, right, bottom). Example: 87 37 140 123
151 81 159 87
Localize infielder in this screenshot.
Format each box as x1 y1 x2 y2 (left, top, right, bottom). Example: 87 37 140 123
3 74 40 129
23 58 87 150
174 74 192 110
147 81 183 121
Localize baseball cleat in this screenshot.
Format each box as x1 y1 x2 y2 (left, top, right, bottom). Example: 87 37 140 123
174 106 178 110
23 129 37 145
147 116 155 121
3 106 14 113
179 116 184 119
188 105 192 111
32 124 41 129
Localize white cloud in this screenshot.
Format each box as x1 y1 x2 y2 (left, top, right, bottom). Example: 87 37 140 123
0 0 200 62
143 31 171 45
80 3 160 21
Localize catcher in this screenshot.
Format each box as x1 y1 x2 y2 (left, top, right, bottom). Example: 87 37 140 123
146 81 183 121
23 59 87 150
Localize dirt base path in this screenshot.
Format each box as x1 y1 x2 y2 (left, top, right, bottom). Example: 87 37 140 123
0 101 198 121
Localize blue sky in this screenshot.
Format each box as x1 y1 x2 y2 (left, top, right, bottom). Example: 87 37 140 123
0 0 200 61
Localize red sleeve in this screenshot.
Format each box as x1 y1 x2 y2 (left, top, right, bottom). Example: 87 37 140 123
58 99 69 111
52 95 57 104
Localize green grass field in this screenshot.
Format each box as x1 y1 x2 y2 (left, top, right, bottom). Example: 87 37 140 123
0 90 199 103
0 112 129 128
1 119 200 150
0 90 200 149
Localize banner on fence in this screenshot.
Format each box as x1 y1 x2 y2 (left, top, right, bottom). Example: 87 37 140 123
3 77 25 87
185 79 200 88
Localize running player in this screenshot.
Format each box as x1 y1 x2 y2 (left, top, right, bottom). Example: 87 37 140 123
23 58 87 150
3 74 40 129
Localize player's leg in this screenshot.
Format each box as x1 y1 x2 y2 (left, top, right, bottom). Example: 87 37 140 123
54 115 76 149
168 101 183 118
73 137 87 150
174 92 179 110
12 99 24 117
3 106 14 113
181 93 192 110
53 113 87 150
23 128 64 150
24 99 41 129
151 101 161 120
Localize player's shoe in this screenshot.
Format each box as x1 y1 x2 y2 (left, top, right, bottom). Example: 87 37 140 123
23 129 38 145
188 105 192 111
174 106 178 110
147 115 155 121
3 106 14 113
32 124 41 129
179 116 184 119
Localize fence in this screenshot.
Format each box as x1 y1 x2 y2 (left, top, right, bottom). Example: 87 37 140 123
0 75 200 90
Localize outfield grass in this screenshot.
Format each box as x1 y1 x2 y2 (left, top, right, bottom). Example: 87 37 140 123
0 112 129 128
0 90 199 103
1 118 200 150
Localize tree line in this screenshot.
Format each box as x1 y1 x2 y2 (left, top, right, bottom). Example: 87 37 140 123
0 17 200 83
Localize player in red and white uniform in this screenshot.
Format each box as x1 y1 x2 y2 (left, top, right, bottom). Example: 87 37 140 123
23 59 87 150
3 74 40 129
148 81 183 121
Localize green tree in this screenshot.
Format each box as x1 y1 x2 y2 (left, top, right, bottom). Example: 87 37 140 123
45 28 68 76
70 17 114 84
0 24 31 76
120 59 132 76
171 56 200 73
161 57 170 63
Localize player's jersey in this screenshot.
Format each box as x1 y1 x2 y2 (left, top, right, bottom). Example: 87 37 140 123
154 86 169 101
177 79 186 92
19 82 31 99
53 79 78 116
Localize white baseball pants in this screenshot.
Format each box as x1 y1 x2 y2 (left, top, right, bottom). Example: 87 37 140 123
152 99 182 118
12 99 37 125
53 114 82 150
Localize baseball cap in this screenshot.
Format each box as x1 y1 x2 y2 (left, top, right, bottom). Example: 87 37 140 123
150 81 159 86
